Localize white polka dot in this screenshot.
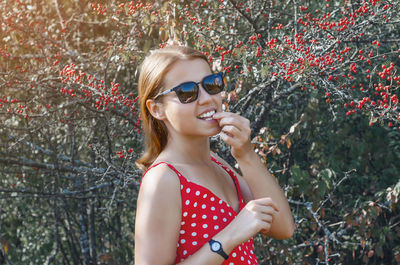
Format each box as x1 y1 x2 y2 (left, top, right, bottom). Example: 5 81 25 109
214 225 219 230
220 209 225 213
219 200 223 204
192 232 197 236
192 241 197 246
210 197 215 201
183 212 188 217
186 188 191 193
193 202 198 207
191 223 196 227
180 230 185 234
211 206 215 211
185 200 190 205
181 221 185 225
229 212 232 216
202 214 207 219
203 234 209 238
192 214 196 218
180 184 183 190
250 250 254 254
203 224 208 228
203 194 207 198
202 204 206 209
241 256 244 261
195 191 200 196
213 216 218 220
223 218 227 222
229 263 234 265
180 239 186 244
239 246 242 251
248 260 251 264
232 252 237 257
183 250 187 255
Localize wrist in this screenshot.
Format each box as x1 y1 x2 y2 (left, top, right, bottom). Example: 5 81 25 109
212 225 235 255
233 147 258 164
208 239 229 260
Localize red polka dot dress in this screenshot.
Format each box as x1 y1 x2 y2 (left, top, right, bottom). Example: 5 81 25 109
144 156 259 265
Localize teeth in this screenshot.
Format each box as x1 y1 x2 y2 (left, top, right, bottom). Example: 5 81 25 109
198 110 215 119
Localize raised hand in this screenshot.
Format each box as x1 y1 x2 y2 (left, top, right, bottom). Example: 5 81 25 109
221 197 280 245
212 111 253 159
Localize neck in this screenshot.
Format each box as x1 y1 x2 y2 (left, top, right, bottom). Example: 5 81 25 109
162 134 213 165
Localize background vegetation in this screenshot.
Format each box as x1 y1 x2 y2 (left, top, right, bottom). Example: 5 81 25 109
0 0 399 264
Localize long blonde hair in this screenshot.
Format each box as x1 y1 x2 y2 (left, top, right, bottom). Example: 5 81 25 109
135 46 209 171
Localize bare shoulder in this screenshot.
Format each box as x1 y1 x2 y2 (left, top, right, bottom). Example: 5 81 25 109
135 163 182 264
210 151 254 203
140 162 181 195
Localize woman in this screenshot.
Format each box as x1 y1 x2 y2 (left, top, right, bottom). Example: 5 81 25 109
134 45 294 265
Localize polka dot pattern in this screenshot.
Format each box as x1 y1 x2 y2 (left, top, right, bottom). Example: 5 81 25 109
168 156 259 264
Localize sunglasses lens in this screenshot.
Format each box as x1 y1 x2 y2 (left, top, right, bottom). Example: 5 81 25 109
203 73 224 94
176 83 198 103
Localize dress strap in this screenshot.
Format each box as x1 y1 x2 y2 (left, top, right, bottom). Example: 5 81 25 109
140 161 190 188
210 156 245 209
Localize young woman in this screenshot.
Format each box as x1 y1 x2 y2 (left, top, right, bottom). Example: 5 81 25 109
134 45 294 265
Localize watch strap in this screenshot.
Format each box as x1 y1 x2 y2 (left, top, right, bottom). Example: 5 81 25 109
208 239 229 260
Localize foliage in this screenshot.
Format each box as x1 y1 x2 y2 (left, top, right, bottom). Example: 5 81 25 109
0 0 399 264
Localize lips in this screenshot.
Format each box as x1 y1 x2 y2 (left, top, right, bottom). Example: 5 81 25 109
197 109 216 120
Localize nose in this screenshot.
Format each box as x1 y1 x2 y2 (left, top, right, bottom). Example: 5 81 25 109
197 84 214 105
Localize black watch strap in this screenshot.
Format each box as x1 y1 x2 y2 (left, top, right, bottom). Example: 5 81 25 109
208 239 229 260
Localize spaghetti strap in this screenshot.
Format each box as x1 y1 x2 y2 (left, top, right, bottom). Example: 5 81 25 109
141 161 189 187
210 155 245 209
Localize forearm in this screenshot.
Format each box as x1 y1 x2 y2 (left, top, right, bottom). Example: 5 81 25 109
235 149 294 239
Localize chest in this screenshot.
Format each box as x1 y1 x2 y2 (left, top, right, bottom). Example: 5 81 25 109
178 165 240 213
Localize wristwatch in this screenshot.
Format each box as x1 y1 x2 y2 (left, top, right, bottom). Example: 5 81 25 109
208 239 229 260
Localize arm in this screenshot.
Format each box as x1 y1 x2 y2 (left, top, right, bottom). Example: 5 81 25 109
213 111 294 239
135 164 278 265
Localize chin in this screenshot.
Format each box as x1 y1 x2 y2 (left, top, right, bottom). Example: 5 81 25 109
208 127 222 137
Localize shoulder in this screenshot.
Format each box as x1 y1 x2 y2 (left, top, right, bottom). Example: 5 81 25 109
139 162 181 201
135 163 182 264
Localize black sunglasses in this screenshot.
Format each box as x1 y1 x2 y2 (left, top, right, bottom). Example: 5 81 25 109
154 72 225 104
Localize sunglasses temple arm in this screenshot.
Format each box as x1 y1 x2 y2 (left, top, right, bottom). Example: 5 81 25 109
154 88 174 99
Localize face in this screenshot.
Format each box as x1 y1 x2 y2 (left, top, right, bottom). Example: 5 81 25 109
158 58 223 138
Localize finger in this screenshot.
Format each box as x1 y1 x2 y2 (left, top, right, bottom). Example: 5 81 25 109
260 213 273 224
219 130 239 145
212 111 232 120
221 125 241 139
213 112 250 128
218 116 250 132
258 204 279 214
255 197 280 212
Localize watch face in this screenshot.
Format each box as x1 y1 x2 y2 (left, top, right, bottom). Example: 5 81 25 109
211 242 220 251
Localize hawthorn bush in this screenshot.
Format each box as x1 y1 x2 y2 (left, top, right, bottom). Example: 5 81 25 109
0 0 399 264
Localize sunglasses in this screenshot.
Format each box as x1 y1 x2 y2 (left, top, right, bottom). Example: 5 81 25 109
154 72 225 104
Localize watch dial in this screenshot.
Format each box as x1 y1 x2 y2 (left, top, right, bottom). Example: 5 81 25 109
211 242 220 251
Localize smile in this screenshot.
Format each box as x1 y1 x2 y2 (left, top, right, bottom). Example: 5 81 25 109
198 110 216 120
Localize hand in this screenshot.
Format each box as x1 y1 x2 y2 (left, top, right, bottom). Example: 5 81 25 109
212 111 253 159
225 197 279 244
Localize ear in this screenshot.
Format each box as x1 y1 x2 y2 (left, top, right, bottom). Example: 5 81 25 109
146 99 166 120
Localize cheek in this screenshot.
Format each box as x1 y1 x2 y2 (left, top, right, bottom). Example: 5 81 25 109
165 105 195 126
213 94 223 110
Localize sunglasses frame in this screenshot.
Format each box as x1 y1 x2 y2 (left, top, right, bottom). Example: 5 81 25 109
154 72 225 104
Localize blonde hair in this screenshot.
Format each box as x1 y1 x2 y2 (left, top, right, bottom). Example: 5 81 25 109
135 46 209 171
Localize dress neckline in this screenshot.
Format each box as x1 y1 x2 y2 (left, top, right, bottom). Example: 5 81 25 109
145 155 244 213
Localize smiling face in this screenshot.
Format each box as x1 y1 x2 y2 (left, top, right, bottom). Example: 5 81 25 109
159 58 223 138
